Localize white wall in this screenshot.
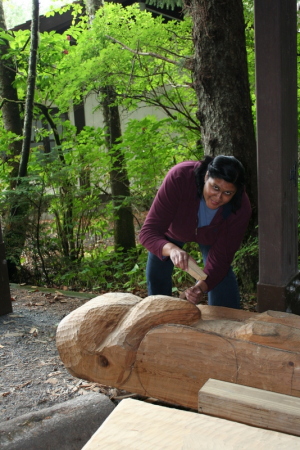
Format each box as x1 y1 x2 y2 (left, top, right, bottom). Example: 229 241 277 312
79 92 167 131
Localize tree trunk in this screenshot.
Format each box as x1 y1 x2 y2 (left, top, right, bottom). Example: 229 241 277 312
0 221 12 315
102 86 136 252
0 0 27 279
187 0 258 291
0 0 23 184
18 0 39 178
2 0 40 280
35 103 79 262
189 0 257 212
85 0 103 20
85 0 136 253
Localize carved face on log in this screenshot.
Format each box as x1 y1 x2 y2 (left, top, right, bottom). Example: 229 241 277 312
56 293 201 388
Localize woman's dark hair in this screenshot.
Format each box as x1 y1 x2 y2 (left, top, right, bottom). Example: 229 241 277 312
195 155 246 212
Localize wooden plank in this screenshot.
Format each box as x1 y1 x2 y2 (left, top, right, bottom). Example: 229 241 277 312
187 259 207 281
82 398 300 449
199 379 300 437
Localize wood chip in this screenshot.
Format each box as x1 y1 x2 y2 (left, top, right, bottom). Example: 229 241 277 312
45 378 59 385
2 391 10 397
16 380 32 389
3 332 24 337
29 328 38 334
47 371 62 377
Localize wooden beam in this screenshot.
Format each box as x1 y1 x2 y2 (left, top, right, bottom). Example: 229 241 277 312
82 398 300 449
254 0 299 312
199 379 300 436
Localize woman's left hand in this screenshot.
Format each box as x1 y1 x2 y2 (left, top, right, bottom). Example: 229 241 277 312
185 284 203 305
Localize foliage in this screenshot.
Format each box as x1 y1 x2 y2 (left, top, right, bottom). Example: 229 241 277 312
114 115 202 207
232 233 259 295
50 244 145 291
145 0 183 10
0 3 200 288
243 0 256 128
0 0 297 295
54 3 197 131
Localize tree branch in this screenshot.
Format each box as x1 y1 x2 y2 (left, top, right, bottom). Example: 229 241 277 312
105 34 194 69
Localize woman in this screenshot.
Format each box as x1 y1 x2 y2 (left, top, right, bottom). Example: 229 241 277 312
139 155 252 309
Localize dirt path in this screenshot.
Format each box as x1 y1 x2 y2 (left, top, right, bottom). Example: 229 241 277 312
0 286 123 422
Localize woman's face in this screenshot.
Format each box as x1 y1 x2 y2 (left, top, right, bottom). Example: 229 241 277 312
203 173 237 210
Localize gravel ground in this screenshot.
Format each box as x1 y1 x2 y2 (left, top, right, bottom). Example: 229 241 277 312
0 286 123 422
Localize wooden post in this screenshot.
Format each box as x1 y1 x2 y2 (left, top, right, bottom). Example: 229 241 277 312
0 221 12 315
254 0 299 313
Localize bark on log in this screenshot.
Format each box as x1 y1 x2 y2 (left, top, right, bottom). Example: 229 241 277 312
56 293 300 410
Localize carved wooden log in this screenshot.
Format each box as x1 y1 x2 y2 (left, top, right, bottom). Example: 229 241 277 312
56 293 300 410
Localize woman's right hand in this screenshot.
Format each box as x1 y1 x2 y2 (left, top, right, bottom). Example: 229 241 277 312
169 247 190 271
162 242 190 271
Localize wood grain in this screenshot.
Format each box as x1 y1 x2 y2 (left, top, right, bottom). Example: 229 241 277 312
82 398 300 450
187 259 207 281
56 293 200 389
199 379 300 436
135 323 300 409
56 293 300 412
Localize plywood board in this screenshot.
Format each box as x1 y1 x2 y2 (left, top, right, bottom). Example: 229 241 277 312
82 398 300 450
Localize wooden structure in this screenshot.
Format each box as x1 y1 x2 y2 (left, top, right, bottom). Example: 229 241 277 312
255 0 299 313
81 397 300 449
56 293 300 411
0 221 12 316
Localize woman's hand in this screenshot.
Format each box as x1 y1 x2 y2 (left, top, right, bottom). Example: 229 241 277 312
169 247 190 270
162 243 190 270
185 280 208 305
185 284 203 305
162 243 208 304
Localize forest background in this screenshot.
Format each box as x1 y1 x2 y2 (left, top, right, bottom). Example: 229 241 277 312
0 0 298 303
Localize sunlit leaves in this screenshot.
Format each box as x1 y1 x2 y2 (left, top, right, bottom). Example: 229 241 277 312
53 4 195 117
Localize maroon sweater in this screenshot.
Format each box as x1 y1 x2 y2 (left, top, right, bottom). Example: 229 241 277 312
139 161 252 291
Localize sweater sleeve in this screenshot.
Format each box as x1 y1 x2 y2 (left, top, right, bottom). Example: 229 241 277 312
203 193 252 291
139 165 185 259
